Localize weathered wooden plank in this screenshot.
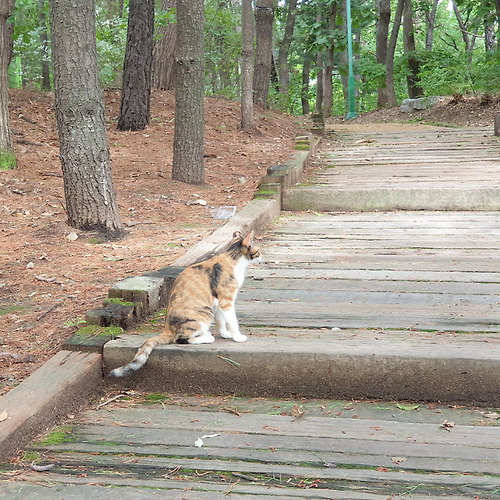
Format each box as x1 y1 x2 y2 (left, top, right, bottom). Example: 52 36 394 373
250 267 500 284
0 475 387 499
40 440 500 474
240 314 498 331
238 302 499 324
239 287 499 307
33 452 500 491
68 408 500 448
244 277 500 295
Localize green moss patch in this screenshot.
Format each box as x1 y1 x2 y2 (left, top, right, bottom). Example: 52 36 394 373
0 150 16 170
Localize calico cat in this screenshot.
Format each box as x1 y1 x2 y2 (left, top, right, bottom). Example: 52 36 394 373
109 231 261 377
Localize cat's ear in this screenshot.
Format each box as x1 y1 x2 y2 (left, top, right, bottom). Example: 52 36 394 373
241 230 254 247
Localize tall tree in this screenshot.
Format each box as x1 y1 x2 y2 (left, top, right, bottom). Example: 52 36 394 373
172 0 205 184
253 0 276 108
118 0 154 131
241 0 255 131
49 0 124 238
403 0 424 98
301 55 311 115
385 0 404 107
323 3 337 118
277 0 297 97
376 0 391 107
0 0 15 169
424 0 439 52
152 0 176 90
38 0 51 90
495 0 500 50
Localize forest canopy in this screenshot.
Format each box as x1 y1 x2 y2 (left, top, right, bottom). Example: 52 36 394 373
7 0 500 116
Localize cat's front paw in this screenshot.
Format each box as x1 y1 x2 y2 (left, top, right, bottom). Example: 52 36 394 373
232 334 248 342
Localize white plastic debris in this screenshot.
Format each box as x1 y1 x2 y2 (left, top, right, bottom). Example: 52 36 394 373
210 206 236 220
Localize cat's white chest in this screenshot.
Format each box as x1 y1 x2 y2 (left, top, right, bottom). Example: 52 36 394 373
233 257 249 288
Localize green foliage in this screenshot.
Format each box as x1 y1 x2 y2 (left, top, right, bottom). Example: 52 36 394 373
7 0 500 116
0 150 16 170
95 9 128 87
204 0 242 98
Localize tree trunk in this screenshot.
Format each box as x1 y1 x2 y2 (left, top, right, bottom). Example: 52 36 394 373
301 55 310 115
452 1 471 50
403 0 424 98
323 4 336 118
277 0 297 97
107 0 124 19
484 13 495 52
152 0 176 90
424 0 439 52
253 0 276 109
376 0 390 108
241 0 255 131
49 0 124 238
338 0 348 104
172 0 205 185
385 0 404 107
118 0 154 131
315 51 323 115
0 0 15 168
495 0 500 50
38 0 51 90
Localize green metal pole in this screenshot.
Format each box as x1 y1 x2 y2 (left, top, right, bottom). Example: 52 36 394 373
345 0 357 120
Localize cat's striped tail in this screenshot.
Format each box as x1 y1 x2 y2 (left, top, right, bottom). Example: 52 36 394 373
108 332 174 377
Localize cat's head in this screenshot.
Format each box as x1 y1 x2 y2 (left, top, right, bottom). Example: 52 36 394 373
231 231 262 263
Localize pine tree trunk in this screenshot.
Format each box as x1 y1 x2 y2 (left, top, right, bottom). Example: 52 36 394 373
385 0 404 107
424 0 439 52
301 56 311 115
484 14 495 52
403 0 424 98
277 0 297 97
241 0 255 131
0 0 14 165
376 0 390 108
253 0 276 109
315 52 323 115
172 0 205 184
50 0 124 238
38 0 51 90
323 4 336 118
152 0 176 90
118 0 154 131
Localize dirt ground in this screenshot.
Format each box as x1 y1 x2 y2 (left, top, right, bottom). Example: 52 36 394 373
1 90 499 396
0 89 305 396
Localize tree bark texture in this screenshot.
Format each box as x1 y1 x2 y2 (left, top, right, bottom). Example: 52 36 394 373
403 0 424 98
118 0 154 131
241 0 255 131
495 0 500 50
315 52 323 115
323 4 336 118
49 0 124 238
376 0 390 108
152 0 176 90
253 0 276 109
385 0 404 107
38 0 51 90
484 14 495 52
424 0 439 52
0 0 14 156
172 0 205 185
277 0 297 97
301 55 310 115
